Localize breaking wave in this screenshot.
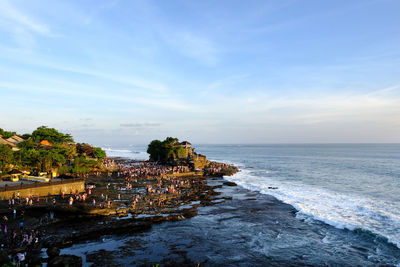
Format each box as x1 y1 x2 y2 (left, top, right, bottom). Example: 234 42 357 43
225 168 400 249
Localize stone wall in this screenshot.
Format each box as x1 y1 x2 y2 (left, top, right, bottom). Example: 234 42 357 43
193 155 208 169
0 179 85 199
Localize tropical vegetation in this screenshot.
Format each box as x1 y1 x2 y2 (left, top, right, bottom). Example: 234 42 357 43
0 126 106 176
147 137 188 164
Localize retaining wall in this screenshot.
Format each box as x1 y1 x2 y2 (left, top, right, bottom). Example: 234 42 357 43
0 179 85 199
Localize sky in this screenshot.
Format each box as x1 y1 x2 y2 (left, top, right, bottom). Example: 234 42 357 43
0 0 400 146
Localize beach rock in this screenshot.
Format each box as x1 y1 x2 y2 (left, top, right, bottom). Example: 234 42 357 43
223 181 237 186
47 247 60 258
48 255 82 267
182 208 198 218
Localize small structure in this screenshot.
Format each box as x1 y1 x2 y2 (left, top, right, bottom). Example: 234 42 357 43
39 172 49 177
8 169 22 182
0 136 20 151
40 140 52 147
21 176 50 182
192 154 208 170
180 141 194 158
6 135 24 144
180 141 192 149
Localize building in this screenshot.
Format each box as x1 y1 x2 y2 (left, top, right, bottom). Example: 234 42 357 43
180 141 194 158
8 169 22 181
0 136 20 151
180 141 192 149
6 135 24 144
192 154 208 170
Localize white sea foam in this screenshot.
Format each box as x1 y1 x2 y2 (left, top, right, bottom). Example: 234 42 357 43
103 148 149 160
225 168 400 249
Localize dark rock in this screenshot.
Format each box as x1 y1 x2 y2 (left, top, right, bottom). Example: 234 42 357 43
182 208 198 218
48 255 82 267
223 181 237 186
27 252 43 266
86 249 114 266
47 247 60 258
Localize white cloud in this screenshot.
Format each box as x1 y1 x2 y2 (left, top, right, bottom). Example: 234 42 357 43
0 0 50 35
366 84 400 96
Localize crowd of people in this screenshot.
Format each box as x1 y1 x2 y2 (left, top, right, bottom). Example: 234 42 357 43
116 161 190 179
0 202 49 266
204 162 236 175
0 158 235 265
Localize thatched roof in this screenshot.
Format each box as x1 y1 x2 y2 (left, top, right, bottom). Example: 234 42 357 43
0 137 16 147
6 135 24 143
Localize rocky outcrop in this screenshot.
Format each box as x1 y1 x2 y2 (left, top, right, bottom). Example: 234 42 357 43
48 255 82 267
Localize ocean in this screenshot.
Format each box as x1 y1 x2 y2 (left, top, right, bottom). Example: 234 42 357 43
66 144 400 266
196 144 400 249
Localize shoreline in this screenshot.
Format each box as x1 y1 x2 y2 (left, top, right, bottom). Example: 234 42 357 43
2 153 399 266
59 174 400 266
0 158 239 266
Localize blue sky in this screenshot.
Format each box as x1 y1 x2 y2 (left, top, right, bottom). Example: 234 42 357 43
0 0 399 145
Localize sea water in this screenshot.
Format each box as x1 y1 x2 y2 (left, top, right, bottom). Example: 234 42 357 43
195 144 400 250
97 144 400 265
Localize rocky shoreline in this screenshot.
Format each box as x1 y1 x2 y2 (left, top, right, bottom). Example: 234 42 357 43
0 159 238 266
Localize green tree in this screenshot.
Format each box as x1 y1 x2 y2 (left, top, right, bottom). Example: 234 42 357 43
50 151 67 168
147 140 163 161
17 139 36 150
21 133 32 140
0 128 16 139
31 126 74 143
0 144 14 173
93 147 106 159
147 137 188 164
76 143 94 156
71 156 98 173
16 148 40 169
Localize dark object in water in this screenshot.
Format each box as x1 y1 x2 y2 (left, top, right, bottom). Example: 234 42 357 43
223 181 237 186
268 186 278 190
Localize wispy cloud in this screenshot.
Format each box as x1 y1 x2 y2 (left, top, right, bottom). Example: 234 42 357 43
0 0 50 35
0 80 193 112
0 52 169 94
366 84 400 97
